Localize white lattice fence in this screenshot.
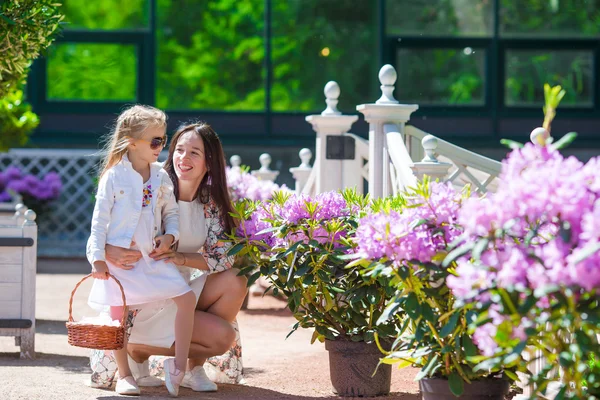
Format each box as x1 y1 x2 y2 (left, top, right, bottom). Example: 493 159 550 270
0 149 100 257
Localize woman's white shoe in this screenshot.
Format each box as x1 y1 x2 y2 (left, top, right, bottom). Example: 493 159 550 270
181 366 218 392
115 376 140 396
163 358 184 397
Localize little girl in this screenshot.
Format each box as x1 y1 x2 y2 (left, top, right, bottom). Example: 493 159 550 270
86 105 195 397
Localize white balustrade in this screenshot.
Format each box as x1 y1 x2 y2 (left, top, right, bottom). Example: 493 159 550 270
289 148 313 194
251 153 279 182
229 155 242 171
410 135 453 182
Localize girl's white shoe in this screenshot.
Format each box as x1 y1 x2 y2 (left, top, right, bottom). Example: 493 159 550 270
163 358 184 397
181 366 218 392
115 376 140 396
127 355 163 387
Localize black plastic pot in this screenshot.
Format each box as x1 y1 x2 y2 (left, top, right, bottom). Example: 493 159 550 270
419 377 510 400
325 339 391 397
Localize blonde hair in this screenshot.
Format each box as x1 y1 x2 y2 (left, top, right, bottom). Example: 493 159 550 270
98 105 167 178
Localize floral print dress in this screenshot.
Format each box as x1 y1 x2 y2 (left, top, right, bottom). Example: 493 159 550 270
89 198 243 387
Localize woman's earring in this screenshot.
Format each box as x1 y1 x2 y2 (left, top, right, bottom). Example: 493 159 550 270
207 174 212 185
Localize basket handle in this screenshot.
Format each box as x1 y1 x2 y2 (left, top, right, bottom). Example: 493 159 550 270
68 273 128 328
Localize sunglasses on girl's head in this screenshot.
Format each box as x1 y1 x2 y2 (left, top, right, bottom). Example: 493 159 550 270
139 136 167 150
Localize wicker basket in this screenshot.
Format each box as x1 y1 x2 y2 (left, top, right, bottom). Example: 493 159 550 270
66 273 127 350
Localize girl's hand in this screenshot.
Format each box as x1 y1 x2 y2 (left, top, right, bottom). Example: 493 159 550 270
150 250 186 266
92 261 109 280
105 243 141 270
150 234 174 256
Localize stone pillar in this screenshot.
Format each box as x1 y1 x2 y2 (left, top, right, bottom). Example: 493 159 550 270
357 65 418 198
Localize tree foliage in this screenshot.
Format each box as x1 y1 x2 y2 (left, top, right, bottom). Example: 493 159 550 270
0 0 63 98
45 0 599 110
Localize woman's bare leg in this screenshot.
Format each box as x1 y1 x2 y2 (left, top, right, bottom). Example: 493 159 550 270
196 268 248 321
188 268 247 368
128 309 234 363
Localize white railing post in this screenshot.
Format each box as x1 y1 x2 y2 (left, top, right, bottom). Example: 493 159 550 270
289 148 313 194
306 81 358 194
410 135 452 181
357 65 419 198
229 155 242 171
20 209 37 359
251 153 279 182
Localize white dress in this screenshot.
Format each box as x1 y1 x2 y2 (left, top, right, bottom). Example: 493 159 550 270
88 182 192 309
128 199 208 347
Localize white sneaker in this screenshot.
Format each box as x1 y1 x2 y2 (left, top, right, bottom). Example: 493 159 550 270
181 366 218 392
115 376 140 396
163 358 184 397
127 355 163 387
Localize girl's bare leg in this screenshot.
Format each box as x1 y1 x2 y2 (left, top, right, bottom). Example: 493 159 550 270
110 306 132 378
171 290 196 372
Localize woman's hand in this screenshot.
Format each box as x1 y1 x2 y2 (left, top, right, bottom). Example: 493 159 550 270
150 234 174 257
150 250 186 266
105 243 142 270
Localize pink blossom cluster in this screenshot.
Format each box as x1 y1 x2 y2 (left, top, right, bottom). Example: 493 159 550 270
355 182 463 267
446 143 600 357
236 191 352 250
226 166 286 202
449 143 600 297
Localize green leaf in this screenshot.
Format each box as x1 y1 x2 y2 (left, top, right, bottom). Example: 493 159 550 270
247 271 261 287
552 132 577 150
448 371 464 397
442 242 474 267
227 242 245 256
416 354 439 380
462 335 478 357
440 312 460 338
503 370 519 382
570 242 600 265
500 139 524 149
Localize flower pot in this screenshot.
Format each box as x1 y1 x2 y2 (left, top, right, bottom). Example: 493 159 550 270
325 339 391 397
419 377 509 400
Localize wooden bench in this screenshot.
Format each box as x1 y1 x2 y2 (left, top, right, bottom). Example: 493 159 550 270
0 204 37 359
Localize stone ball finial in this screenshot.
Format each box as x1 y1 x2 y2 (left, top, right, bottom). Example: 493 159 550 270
376 64 399 105
324 81 340 99
299 148 312 168
230 155 242 168
322 81 341 116
379 64 397 86
259 153 272 171
422 135 439 163
530 127 550 146
15 203 27 215
24 209 37 225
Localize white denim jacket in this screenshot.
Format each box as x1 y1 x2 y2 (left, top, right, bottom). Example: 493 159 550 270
86 155 179 265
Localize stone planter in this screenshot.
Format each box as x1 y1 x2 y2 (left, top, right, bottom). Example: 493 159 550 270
325 339 391 397
419 377 509 400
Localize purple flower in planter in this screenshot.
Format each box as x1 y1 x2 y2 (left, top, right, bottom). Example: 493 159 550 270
0 190 12 202
0 166 62 203
4 166 22 180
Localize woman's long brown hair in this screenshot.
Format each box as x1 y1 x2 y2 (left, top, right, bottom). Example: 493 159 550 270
163 122 236 233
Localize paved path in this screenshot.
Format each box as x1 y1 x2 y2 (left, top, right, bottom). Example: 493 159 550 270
0 268 420 399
